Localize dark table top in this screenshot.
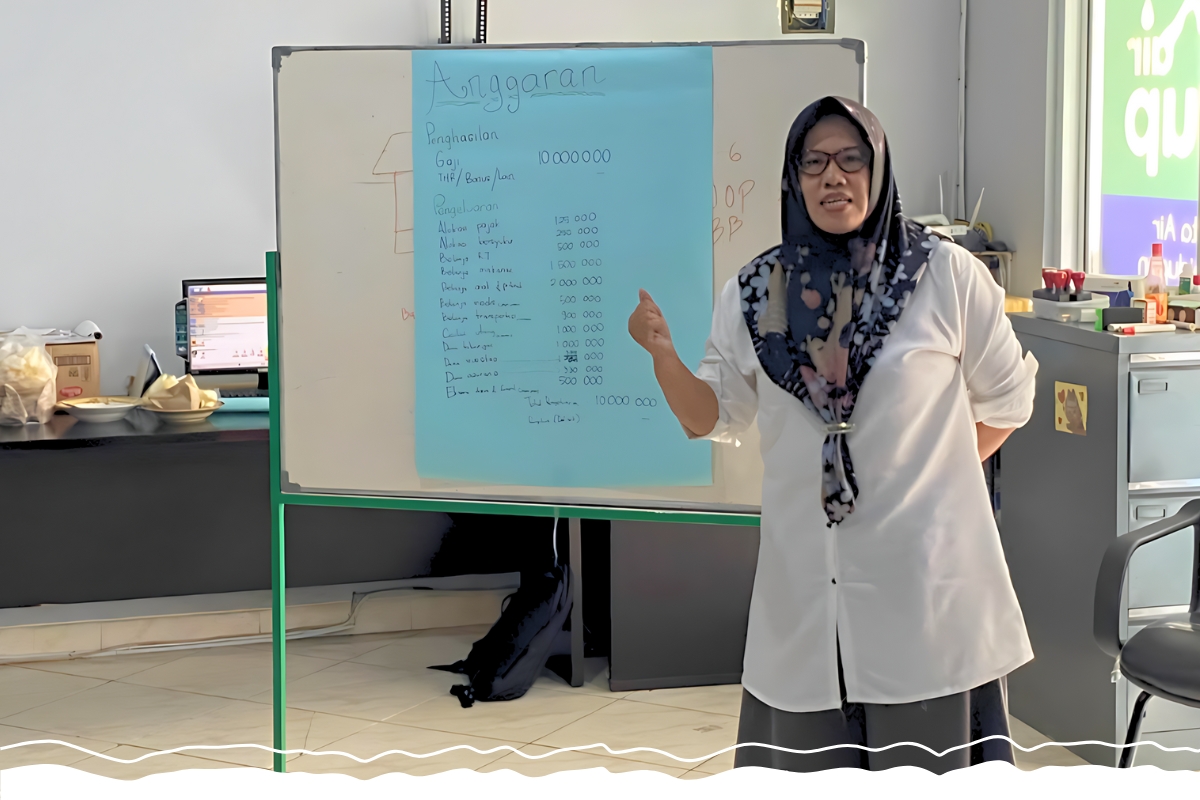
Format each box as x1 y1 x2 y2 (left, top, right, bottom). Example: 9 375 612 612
0 409 269 450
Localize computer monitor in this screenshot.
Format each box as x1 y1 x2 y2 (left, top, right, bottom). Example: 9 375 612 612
182 279 269 383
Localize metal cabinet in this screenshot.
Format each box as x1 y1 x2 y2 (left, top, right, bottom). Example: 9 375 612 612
1127 495 1197 609
1004 316 1200 768
1128 366 1200 484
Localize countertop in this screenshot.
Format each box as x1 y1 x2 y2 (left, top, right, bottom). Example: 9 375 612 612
0 409 269 450
1011 313 1200 354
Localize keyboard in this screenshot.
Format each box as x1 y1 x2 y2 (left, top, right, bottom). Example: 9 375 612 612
219 389 270 398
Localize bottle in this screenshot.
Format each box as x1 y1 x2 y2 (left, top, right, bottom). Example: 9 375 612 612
1183 262 1195 295
1146 243 1168 324
1132 277 1155 324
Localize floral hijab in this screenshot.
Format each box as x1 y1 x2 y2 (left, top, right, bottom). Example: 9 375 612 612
737 96 945 526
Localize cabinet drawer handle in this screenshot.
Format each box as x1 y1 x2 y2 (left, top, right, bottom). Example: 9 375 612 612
1136 506 1167 519
1138 380 1169 394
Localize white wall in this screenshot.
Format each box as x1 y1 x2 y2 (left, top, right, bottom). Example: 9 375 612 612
0 1 435 393
491 0 965 218
0 0 965 393
965 0 1055 297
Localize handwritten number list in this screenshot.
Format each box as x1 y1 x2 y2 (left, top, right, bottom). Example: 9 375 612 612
412 48 715 488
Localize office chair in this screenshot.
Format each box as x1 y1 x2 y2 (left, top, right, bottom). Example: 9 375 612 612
1094 498 1200 768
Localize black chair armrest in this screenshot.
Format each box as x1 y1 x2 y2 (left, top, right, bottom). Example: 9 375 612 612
1094 499 1200 659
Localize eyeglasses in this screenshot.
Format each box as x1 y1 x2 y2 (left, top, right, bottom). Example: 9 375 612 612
797 147 869 176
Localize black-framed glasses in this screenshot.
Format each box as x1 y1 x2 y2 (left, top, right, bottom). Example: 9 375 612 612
797 147 869 176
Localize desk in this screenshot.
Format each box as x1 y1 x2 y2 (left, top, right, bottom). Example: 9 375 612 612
0 411 449 608
0 409 269 449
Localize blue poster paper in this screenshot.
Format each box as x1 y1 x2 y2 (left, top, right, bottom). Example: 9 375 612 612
412 47 714 487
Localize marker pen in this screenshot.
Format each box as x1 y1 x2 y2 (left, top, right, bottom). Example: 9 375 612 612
1108 323 1176 334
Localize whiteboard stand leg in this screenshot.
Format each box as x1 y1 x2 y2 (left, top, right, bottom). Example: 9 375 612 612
271 500 286 772
569 517 584 688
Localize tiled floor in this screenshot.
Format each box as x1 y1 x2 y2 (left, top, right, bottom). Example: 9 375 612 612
0 624 1089 779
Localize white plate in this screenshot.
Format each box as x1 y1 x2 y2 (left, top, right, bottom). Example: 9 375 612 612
59 397 140 424
140 404 222 425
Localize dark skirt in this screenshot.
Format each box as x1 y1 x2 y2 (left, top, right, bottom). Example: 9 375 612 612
734 646 1015 773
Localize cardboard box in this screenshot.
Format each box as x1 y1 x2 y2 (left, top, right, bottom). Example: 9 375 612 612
46 338 100 401
1168 297 1200 324
0 329 101 402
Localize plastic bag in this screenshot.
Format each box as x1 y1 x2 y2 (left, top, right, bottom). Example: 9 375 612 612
0 330 58 425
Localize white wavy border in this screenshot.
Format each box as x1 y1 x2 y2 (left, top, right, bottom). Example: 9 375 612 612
3 736 1199 765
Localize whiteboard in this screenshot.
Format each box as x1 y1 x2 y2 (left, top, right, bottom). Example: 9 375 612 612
275 41 864 513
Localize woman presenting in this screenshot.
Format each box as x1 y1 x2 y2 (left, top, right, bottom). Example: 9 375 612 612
627 97 1038 773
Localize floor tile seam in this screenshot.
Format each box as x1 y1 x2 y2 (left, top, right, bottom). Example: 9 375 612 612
536 684 633 699
3 665 110 689
516 694 624 745
126 745 273 770
73 749 267 773
526 698 718 770
0 729 125 760
280 659 462 688
374 684 507 725
106 680 262 703
90 681 265 706
293 711 317 754
8 656 189 681
6 731 227 764
105 651 362 699
618 695 741 718
326 720 533 748
473 744 522 770
241 697 423 734
687 760 731 775
108 694 312 747
289 639 402 662
0 687 110 724
115 649 338 666
0 752 95 769
110 730 297 763
528 699 739 771
333 714 552 748
0 715 317 757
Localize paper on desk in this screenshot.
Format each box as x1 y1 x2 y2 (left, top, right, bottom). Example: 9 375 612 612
142 374 220 410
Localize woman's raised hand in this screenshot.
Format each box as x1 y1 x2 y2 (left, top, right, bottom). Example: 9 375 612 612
628 289 675 360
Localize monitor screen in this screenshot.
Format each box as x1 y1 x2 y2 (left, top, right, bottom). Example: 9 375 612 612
185 280 268 373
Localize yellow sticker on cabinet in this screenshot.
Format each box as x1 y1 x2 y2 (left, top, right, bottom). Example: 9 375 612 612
1054 381 1087 436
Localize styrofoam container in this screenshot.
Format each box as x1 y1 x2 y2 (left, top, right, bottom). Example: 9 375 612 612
1082 275 1132 293
1032 295 1110 323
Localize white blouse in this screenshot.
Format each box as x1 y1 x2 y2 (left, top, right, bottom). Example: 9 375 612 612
691 239 1038 712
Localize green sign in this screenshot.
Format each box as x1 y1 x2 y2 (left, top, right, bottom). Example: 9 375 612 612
1102 0 1199 200
1098 0 1198 278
